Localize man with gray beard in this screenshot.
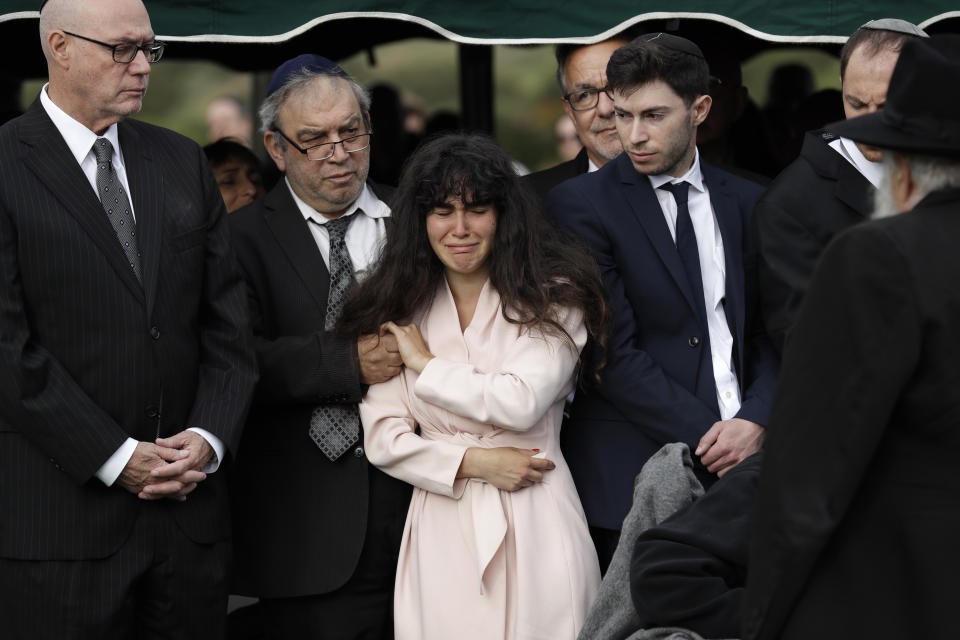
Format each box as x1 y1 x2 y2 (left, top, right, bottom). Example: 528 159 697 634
744 34 960 640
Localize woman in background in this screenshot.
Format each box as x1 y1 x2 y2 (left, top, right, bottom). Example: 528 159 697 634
339 133 606 639
203 138 264 213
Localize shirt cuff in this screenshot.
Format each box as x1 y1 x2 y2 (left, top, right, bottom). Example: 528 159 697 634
187 427 225 473
95 437 138 487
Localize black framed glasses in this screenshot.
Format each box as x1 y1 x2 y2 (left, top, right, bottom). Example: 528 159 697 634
272 129 373 162
563 86 611 112
63 31 165 64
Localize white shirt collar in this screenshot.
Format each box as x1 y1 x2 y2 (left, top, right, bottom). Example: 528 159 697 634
286 178 390 225
647 148 705 193
39 83 122 168
587 157 600 173
829 136 884 188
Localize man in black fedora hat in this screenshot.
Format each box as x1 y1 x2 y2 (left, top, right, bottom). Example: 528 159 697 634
743 34 960 640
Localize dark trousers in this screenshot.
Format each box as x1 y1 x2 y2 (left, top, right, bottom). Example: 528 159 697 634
259 464 410 640
0 503 229 640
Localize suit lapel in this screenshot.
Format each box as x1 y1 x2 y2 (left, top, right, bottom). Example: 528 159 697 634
18 102 144 303
120 122 162 318
833 159 875 218
617 155 702 321
263 184 330 311
703 164 745 375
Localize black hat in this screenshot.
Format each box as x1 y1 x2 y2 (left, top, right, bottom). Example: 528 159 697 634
828 35 960 158
630 33 705 59
266 54 349 98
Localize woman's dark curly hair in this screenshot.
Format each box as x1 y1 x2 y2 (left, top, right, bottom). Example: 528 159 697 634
337 133 607 370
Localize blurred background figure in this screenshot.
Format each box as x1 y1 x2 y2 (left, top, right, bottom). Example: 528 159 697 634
554 114 581 162
203 139 265 213
206 96 255 148
698 48 777 181
762 63 815 170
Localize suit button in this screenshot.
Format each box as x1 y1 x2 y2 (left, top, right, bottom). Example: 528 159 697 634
150 326 160 340
145 405 160 420
688 336 700 347
353 447 364 458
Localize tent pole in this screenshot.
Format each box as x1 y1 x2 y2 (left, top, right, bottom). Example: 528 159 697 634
458 44 494 135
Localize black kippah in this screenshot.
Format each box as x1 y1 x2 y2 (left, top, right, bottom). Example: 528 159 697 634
631 33 705 59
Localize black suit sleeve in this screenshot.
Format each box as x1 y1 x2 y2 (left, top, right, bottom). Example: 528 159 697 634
631 453 760 638
754 193 822 355
246 285 362 407
183 149 258 456
743 224 921 640
548 180 719 448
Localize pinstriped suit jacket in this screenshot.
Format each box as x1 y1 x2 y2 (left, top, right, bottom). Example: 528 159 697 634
0 99 258 560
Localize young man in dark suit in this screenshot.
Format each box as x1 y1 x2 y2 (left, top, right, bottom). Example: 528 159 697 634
228 55 411 639
548 33 777 572
0 0 258 636
744 35 960 640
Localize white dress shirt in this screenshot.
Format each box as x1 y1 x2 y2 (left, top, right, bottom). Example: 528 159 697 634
648 151 741 420
287 178 390 280
829 136 884 188
39 84 225 487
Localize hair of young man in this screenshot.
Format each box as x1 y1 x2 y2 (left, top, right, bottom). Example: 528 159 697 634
258 68 372 145
203 138 262 172
606 41 710 106
839 28 911 80
336 133 608 373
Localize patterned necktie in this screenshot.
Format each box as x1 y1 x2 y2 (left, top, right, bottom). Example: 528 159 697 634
660 181 707 326
92 138 142 283
309 214 360 460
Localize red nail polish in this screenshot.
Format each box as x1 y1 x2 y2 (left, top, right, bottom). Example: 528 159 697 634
532 449 540 453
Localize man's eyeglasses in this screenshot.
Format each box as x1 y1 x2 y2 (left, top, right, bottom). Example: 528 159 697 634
272 129 373 162
63 31 165 64
563 87 612 112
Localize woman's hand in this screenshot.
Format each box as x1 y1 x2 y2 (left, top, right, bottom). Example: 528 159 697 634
457 447 556 492
380 321 435 373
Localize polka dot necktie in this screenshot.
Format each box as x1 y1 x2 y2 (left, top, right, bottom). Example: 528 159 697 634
309 213 360 461
92 138 142 283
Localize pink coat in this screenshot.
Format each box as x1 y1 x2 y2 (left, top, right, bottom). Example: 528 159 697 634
360 279 600 640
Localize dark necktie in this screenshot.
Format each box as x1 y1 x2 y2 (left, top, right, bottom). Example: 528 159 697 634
92 138 141 282
659 181 707 326
309 214 360 460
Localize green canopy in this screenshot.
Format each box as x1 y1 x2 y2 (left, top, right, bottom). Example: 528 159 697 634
3 1 957 44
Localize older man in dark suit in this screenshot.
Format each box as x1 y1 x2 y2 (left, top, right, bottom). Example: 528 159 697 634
744 35 960 640
549 34 778 572
754 18 927 353
524 37 628 208
0 0 257 637
228 55 410 639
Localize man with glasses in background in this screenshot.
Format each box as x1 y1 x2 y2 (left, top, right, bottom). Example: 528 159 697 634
524 37 629 208
0 0 257 637
228 54 410 639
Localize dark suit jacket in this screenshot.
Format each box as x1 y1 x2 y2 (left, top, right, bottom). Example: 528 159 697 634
0 100 257 560
548 153 777 530
744 188 960 640
228 180 410 598
522 147 590 211
754 130 875 353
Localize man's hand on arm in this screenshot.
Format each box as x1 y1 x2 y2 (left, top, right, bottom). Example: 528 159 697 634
696 418 765 477
358 332 403 385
